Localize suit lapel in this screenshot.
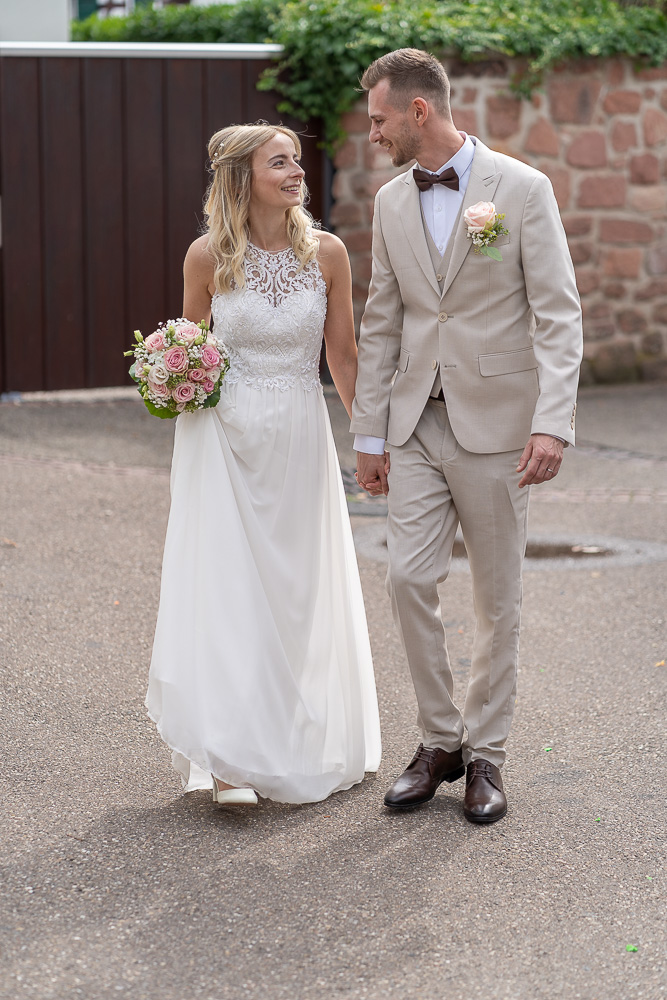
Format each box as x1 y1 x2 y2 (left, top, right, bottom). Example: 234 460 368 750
442 140 501 296
397 171 441 296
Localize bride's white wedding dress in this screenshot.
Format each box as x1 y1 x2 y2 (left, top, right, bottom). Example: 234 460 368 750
146 243 381 803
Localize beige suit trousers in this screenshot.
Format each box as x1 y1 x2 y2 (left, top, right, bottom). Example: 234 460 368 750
386 398 530 767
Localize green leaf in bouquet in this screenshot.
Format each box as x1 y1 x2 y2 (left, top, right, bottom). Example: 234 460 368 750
143 398 177 419
202 385 221 410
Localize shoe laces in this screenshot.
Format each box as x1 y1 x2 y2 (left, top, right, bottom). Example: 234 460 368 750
412 744 440 764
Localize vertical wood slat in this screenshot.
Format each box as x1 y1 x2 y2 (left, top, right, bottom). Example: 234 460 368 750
165 60 205 320
82 58 127 386
40 59 86 390
0 58 45 391
124 59 166 344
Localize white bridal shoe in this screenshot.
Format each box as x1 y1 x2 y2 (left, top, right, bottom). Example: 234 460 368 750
212 777 258 806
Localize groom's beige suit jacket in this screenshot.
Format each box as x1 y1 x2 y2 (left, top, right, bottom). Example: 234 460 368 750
351 139 583 453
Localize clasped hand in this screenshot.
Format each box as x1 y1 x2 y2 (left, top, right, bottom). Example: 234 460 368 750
356 451 391 496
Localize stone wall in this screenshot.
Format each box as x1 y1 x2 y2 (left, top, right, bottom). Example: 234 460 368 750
330 57 667 383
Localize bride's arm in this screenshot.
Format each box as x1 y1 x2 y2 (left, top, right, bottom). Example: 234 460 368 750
319 233 357 418
182 236 215 324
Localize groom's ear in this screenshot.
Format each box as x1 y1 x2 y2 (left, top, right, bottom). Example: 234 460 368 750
412 98 429 126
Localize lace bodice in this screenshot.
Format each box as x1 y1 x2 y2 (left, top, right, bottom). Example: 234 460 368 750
211 244 327 391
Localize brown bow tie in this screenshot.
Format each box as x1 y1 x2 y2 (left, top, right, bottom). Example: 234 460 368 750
413 166 459 192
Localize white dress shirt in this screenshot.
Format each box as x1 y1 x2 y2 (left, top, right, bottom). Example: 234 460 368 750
354 136 475 455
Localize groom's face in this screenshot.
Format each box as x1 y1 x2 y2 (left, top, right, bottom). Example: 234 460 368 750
368 80 422 167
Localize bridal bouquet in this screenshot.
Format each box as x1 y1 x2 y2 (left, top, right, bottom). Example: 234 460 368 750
125 318 229 419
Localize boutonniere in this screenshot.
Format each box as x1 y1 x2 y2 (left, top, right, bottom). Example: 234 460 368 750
464 202 509 261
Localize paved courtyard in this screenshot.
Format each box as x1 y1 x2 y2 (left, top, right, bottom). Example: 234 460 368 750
0 381 665 1000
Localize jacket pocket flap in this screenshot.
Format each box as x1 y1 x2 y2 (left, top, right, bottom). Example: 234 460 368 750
478 347 537 377
397 348 410 373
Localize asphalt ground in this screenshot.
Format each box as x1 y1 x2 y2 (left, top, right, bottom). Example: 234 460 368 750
0 381 665 1000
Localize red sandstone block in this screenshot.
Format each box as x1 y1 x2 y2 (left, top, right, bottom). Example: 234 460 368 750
616 308 648 333
630 153 660 184
340 229 372 253
566 131 607 168
453 108 478 136
635 278 667 300
602 89 642 114
329 201 362 227
603 248 642 277
563 215 593 236
599 219 654 244
548 77 601 124
635 66 667 82
569 242 594 265
577 175 626 208
646 245 667 276
583 302 612 321
524 118 560 157
334 139 359 170
341 111 370 134
541 165 571 209
462 88 477 104
643 108 667 147
352 256 372 282
630 185 667 212
652 302 667 324
606 60 626 86
602 282 627 299
485 94 522 138
575 270 600 295
662 90 667 112
611 121 637 153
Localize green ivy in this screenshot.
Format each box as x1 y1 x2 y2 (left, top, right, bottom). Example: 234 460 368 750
73 0 667 152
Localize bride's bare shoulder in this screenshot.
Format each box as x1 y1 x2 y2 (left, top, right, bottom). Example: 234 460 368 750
184 234 215 282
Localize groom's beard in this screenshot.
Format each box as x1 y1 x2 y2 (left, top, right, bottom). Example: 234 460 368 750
386 124 422 167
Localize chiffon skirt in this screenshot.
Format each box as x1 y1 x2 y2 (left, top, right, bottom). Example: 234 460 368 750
146 380 381 803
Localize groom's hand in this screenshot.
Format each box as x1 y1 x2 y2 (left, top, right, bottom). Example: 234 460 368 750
356 451 390 496
517 434 564 488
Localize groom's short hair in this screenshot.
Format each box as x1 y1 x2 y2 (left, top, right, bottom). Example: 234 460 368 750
360 48 452 120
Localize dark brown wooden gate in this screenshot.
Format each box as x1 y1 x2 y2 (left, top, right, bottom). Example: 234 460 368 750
0 43 326 392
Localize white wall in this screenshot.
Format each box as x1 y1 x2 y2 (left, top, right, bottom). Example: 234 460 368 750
0 0 70 41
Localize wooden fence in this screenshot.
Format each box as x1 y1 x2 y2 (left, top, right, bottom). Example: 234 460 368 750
0 42 326 392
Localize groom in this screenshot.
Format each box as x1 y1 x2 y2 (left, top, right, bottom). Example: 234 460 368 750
351 49 583 823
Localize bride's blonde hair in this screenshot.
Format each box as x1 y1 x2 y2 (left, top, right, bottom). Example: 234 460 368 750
204 123 319 294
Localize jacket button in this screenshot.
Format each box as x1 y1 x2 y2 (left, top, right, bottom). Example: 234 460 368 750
431 360 438 370
438 312 448 322
436 274 443 282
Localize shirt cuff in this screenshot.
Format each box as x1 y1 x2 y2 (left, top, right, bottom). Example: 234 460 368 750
353 434 386 455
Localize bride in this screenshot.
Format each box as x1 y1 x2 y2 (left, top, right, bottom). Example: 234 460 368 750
146 123 381 806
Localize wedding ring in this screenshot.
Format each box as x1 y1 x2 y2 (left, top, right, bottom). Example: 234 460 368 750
547 468 555 473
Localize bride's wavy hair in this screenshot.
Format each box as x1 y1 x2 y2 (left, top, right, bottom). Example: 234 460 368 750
204 123 319 294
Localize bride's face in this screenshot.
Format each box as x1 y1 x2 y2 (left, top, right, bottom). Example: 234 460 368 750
251 134 305 212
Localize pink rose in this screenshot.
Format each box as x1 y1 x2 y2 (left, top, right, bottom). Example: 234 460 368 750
175 323 200 346
188 367 207 382
202 378 215 394
464 201 497 233
149 381 170 399
201 345 221 368
164 345 189 373
145 331 167 352
172 382 195 404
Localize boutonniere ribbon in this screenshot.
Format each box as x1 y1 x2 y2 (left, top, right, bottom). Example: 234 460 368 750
464 202 509 261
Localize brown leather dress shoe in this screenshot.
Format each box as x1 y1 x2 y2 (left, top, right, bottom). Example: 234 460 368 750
463 759 507 823
384 743 465 808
